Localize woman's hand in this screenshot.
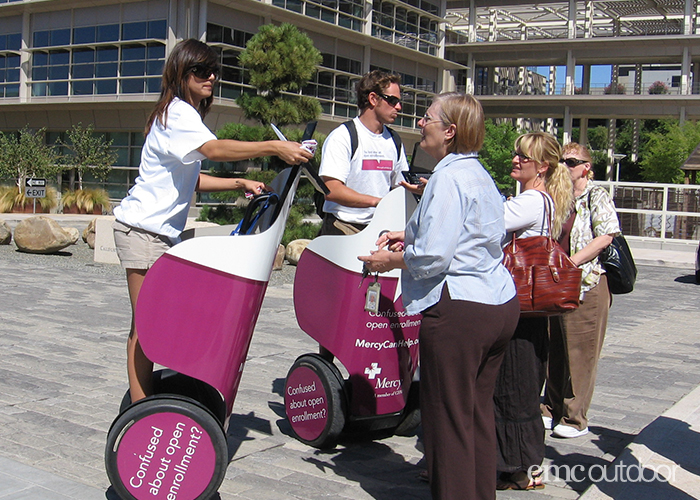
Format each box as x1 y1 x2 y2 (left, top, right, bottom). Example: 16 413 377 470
239 178 270 195
376 230 405 251
358 249 404 273
275 141 314 165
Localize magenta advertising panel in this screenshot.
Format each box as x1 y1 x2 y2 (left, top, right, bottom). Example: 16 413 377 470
285 366 329 441
294 251 420 417
116 412 216 500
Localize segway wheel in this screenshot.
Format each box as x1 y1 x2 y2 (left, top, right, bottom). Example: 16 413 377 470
394 381 421 437
105 396 228 500
284 354 347 449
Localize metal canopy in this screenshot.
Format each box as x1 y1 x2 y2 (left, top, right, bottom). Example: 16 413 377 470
445 0 690 42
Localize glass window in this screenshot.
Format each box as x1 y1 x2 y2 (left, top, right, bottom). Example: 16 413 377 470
73 80 94 95
146 77 160 93
73 49 95 64
147 44 165 60
33 51 48 66
32 66 47 81
122 22 148 41
96 79 117 94
51 29 71 46
207 24 224 43
97 46 119 62
121 60 145 77
96 62 118 77
7 33 20 51
34 31 50 48
73 26 96 44
49 81 68 95
121 79 144 93
148 20 167 39
72 64 94 79
97 24 120 42
122 45 146 61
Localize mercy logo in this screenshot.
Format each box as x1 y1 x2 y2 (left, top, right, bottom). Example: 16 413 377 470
364 363 382 380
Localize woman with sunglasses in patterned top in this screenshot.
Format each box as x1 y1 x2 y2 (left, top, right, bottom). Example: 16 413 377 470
541 143 620 439
113 39 313 402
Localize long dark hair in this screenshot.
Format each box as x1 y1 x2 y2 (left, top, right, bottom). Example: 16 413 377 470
145 39 220 135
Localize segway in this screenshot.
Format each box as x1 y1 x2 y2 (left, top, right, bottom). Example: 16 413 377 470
105 124 324 500
284 187 422 449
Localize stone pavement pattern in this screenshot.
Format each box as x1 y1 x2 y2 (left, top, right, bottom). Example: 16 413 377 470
0 238 699 499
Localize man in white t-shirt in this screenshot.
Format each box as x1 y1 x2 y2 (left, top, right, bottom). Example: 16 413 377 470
318 70 416 235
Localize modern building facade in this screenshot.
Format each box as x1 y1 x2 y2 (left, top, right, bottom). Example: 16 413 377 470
0 0 458 197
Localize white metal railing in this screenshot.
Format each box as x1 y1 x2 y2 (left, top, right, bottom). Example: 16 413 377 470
595 180 700 244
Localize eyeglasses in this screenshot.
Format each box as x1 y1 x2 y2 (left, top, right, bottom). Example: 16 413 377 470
378 93 401 107
189 65 219 79
561 157 588 168
512 150 533 162
422 113 439 125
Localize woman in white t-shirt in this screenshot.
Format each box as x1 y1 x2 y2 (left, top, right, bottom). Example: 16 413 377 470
493 132 573 491
113 39 313 402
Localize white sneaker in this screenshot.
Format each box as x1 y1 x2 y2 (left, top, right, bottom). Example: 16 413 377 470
542 416 553 430
552 424 589 438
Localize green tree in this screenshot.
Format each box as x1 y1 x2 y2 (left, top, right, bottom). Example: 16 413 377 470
480 119 521 196
237 23 322 126
0 127 61 195
59 123 118 190
640 120 700 183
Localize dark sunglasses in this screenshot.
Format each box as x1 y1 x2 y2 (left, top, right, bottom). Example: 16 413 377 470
189 65 219 79
561 157 588 168
512 150 533 162
378 92 401 106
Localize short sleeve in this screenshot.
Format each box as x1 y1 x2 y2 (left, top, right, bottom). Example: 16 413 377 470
318 126 352 183
591 187 621 237
167 100 217 164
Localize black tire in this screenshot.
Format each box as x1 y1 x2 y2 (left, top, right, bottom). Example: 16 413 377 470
394 380 421 437
106 396 228 500
119 369 226 425
284 354 347 449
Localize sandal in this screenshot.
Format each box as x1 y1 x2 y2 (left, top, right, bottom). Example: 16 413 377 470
496 471 544 491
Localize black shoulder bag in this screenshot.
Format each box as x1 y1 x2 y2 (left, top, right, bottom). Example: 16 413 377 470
588 189 637 294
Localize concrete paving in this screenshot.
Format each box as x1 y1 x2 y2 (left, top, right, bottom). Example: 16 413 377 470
0 226 698 499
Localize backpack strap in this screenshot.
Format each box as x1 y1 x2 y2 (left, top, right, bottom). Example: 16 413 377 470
342 120 358 160
385 125 403 160
342 120 402 160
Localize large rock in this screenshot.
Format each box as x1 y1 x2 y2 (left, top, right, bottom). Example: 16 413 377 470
285 239 311 266
14 216 79 254
83 218 97 249
0 220 10 245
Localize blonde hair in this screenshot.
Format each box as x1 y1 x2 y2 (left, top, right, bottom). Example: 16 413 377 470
432 92 485 154
515 132 574 239
563 142 595 180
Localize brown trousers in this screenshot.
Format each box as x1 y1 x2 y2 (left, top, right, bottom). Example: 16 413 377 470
543 274 611 430
318 213 366 236
420 287 519 500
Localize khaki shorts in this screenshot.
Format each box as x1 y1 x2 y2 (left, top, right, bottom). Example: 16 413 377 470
112 220 173 270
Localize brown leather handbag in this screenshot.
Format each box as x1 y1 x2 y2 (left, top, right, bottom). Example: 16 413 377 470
502 193 582 317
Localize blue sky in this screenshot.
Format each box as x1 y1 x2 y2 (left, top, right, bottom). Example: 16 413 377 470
533 65 613 91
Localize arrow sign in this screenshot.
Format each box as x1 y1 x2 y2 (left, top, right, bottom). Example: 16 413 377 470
26 178 46 187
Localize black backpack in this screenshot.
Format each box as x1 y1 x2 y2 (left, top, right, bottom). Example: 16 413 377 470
314 120 404 217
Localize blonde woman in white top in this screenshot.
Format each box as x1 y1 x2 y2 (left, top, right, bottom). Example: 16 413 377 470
494 132 573 491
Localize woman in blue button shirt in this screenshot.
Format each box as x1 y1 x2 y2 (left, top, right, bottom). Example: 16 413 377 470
359 92 519 500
